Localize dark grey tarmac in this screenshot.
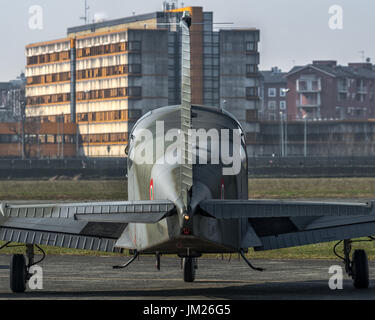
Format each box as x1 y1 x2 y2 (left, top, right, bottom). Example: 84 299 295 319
0 254 374 300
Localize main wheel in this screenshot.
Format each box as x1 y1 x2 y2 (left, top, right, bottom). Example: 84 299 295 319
352 249 369 289
183 257 196 282
10 254 27 293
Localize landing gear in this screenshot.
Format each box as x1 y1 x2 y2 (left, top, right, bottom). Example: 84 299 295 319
9 243 45 293
10 254 27 293
352 249 369 289
335 239 370 289
156 252 161 270
183 257 197 282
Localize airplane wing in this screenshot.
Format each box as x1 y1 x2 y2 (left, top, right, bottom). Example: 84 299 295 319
0 200 174 252
199 199 375 250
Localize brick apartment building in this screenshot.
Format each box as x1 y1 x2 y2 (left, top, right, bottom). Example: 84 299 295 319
286 60 375 120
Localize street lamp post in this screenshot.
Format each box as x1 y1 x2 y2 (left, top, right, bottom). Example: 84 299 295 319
61 113 64 159
21 114 25 160
304 116 307 157
280 112 284 157
84 90 90 158
20 89 26 160
88 107 90 158
280 88 290 157
284 112 288 157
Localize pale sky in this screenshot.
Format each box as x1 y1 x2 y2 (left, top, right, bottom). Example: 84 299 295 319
0 0 374 81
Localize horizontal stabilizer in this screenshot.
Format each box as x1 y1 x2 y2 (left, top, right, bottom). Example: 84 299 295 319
0 228 118 252
199 199 373 219
0 200 175 251
1 200 174 224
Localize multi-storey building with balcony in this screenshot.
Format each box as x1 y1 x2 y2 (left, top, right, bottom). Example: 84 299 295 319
286 60 375 120
24 6 261 157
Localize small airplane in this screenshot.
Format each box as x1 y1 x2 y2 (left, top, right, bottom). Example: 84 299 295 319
1 12 375 293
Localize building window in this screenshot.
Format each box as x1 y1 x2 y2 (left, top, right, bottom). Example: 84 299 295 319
80 133 129 144
246 109 258 122
338 78 348 92
246 64 258 75
338 92 347 101
128 41 141 51
128 109 142 121
280 88 287 97
129 64 141 74
127 87 142 97
297 78 321 92
245 41 257 53
280 101 286 110
268 100 276 110
46 134 55 144
356 93 365 102
269 113 276 120
298 93 320 107
246 87 258 99
268 88 276 97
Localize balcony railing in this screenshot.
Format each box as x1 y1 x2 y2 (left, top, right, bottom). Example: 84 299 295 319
356 86 368 94
296 80 321 93
297 102 321 108
337 86 348 93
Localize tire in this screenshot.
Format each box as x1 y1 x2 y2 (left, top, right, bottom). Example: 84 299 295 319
352 249 369 289
183 258 196 282
10 254 27 293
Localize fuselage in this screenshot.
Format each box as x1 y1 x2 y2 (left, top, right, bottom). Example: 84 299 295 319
126 105 248 256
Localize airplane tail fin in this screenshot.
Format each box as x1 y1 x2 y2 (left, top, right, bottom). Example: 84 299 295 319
179 12 193 209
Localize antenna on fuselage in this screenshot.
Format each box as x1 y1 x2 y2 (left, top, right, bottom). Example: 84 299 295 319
179 11 193 211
